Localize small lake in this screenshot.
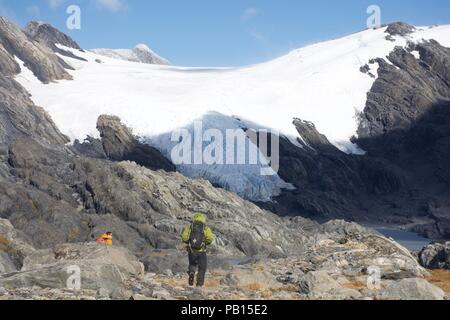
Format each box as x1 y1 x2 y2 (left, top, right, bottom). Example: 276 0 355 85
376 228 431 252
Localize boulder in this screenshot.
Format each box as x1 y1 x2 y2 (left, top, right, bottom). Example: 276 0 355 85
378 278 445 300
299 271 340 296
292 118 337 153
0 219 35 273
298 270 362 300
0 254 15 274
320 220 373 241
96 115 175 172
0 243 144 299
419 242 450 269
71 136 107 159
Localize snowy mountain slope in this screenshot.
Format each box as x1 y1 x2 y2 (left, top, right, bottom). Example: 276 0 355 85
14 24 450 201
91 44 170 65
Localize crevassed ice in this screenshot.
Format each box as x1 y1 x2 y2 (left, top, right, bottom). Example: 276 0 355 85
145 112 295 202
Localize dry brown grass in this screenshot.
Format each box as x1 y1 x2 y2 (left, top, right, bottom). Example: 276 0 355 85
240 279 300 299
225 293 246 300
245 282 265 291
260 290 273 299
271 285 299 293
204 278 221 288
158 277 186 287
343 280 367 290
210 270 226 277
426 270 450 293
0 236 10 252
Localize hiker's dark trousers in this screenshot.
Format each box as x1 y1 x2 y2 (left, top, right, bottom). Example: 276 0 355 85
188 251 207 286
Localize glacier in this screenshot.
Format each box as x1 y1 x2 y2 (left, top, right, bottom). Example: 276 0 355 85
14 24 450 202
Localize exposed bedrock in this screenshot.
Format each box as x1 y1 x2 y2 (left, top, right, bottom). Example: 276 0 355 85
0 17 72 83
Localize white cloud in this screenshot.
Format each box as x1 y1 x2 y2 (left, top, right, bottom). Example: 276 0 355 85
241 7 258 22
95 0 125 12
46 0 65 10
27 5 41 17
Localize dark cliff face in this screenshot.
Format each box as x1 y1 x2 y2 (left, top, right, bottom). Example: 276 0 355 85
257 123 406 221
96 114 176 172
25 21 81 50
358 41 450 139
353 39 450 239
25 21 86 62
0 75 69 145
259 27 450 239
0 18 70 146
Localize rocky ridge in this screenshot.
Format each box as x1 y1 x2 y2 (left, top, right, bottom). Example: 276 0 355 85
25 21 86 62
0 17 72 83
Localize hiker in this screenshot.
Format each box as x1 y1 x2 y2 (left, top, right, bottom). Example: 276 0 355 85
96 231 113 245
181 213 214 287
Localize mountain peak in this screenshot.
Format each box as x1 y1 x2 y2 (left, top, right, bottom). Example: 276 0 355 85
25 20 81 50
385 21 416 36
91 43 170 65
134 43 151 52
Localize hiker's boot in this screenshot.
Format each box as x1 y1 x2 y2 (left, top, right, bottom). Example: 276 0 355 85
188 273 195 286
196 273 205 287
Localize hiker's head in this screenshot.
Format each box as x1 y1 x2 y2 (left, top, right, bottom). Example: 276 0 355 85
192 213 206 224
106 232 113 236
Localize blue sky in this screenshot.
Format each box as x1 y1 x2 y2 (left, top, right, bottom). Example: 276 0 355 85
1 0 450 66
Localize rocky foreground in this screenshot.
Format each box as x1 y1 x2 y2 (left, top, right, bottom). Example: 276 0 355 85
1 218 449 300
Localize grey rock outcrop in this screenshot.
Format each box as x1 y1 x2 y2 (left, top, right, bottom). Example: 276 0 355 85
299 271 362 300
96 115 175 172
0 42 20 75
358 41 450 139
25 21 86 62
299 270 339 295
419 242 450 269
71 136 107 159
0 219 35 273
0 243 143 298
0 17 72 83
292 118 337 153
385 22 416 37
2 136 312 257
25 21 81 50
0 18 70 146
0 76 69 145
